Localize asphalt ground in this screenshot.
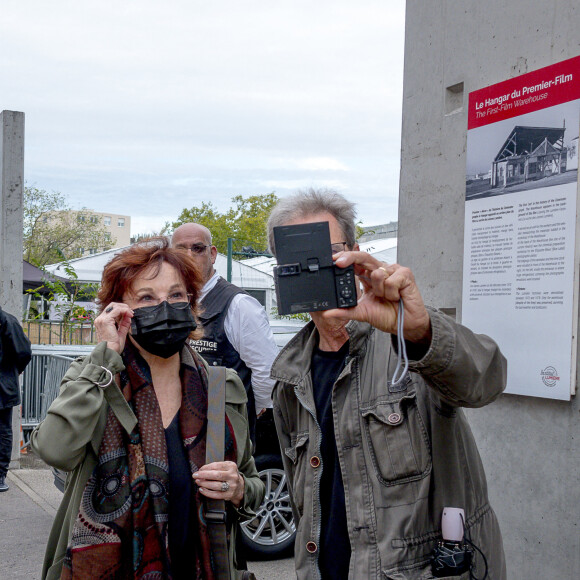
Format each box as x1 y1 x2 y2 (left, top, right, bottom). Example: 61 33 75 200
0 451 295 580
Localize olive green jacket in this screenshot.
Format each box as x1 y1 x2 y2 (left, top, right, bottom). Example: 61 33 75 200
31 341 264 580
272 309 507 580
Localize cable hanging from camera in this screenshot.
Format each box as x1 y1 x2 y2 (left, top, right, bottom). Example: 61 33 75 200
390 299 409 386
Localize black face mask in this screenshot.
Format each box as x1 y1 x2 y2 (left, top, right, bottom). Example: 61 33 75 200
130 301 197 359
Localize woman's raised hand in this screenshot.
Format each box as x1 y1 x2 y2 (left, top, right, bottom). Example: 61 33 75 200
94 303 134 353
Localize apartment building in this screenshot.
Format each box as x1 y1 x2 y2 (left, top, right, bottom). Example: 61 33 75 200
43 209 131 257
84 210 131 253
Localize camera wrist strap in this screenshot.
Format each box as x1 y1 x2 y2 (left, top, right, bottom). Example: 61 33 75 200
390 299 409 386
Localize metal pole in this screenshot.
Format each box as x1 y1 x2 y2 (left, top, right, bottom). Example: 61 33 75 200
0 110 25 467
227 237 233 283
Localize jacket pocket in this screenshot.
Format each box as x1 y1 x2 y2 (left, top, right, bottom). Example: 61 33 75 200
283 432 309 514
283 431 309 464
361 391 431 486
384 569 470 580
199 353 224 367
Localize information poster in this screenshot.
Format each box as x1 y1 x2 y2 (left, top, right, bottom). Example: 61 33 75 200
463 56 580 400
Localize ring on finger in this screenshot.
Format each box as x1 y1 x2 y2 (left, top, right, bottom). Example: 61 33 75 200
221 481 230 492
378 266 388 275
105 306 114 313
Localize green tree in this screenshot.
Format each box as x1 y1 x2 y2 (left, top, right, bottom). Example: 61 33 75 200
171 193 278 255
170 201 229 248
224 193 279 253
23 186 112 266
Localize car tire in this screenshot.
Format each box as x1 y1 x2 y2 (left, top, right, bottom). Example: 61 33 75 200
53 467 66 492
240 455 296 559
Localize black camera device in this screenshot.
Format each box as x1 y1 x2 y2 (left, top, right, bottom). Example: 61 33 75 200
273 221 358 315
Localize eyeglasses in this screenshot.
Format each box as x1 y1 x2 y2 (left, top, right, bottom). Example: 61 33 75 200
175 244 210 254
132 292 193 310
331 242 348 254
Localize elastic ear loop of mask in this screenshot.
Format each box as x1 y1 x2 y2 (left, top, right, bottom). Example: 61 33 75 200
390 299 409 386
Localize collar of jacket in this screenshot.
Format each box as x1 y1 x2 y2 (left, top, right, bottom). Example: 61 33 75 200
271 318 373 386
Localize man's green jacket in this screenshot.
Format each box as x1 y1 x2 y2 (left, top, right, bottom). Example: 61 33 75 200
272 309 507 580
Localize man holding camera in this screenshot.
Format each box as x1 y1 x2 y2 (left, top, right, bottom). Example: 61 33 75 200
171 222 278 442
267 189 507 579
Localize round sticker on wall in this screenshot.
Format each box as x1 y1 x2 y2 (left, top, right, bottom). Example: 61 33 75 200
540 366 560 388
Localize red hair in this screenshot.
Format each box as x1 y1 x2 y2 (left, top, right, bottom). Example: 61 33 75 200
97 238 202 332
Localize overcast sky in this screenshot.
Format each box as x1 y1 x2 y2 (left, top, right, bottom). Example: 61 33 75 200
1 1 406 236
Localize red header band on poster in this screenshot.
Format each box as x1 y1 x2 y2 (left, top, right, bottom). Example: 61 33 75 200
468 55 580 130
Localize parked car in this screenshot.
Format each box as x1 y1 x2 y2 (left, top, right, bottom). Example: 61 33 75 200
239 409 296 558
268 319 306 350
237 319 305 557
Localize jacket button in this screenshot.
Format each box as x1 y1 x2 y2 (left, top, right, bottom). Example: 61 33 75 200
306 541 318 553
309 456 320 468
388 412 401 424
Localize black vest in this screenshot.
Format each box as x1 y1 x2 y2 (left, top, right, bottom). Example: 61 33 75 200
190 277 256 436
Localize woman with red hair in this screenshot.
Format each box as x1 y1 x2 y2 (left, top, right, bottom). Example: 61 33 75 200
32 238 264 579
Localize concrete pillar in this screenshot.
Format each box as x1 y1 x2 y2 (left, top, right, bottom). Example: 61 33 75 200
0 110 25 468
399 3 580 577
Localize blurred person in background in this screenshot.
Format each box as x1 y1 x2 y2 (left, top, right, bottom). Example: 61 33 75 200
0 305 32 492
172 223 278 445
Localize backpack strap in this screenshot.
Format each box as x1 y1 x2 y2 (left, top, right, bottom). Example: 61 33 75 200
204 366 231 580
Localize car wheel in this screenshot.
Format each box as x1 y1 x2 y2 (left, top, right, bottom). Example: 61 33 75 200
240 462 296 559
52 467 66 492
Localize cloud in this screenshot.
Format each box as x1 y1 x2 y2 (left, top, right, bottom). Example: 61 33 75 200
297 157 350 171
131 215 175 236
3 0 405 234
260 178 348 191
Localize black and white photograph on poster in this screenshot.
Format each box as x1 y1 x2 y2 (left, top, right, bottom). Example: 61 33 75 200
463 56 580 401
466 101 579 201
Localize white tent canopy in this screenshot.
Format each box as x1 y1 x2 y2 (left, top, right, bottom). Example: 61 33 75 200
358 237 398 265
244 237 398 276
45 246 277 316
45 247 127 285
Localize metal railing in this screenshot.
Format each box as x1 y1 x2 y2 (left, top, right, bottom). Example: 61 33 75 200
20 345 93 444
23 320 97 346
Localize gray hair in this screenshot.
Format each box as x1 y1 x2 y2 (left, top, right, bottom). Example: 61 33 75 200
267 188 357 256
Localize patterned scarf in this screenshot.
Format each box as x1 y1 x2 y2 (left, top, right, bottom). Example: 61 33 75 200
62 342 237 579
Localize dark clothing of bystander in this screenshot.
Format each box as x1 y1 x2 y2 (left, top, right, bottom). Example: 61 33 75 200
191 277 256 439
0 306 32 478
0 407 15 480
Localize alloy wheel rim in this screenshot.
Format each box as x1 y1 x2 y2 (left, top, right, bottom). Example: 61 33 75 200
240 467 296 546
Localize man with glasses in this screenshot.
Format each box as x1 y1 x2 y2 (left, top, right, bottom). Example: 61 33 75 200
267 188 507 579
171 223 278 443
